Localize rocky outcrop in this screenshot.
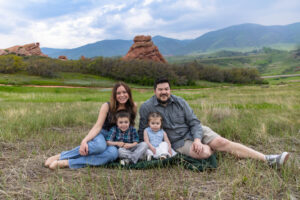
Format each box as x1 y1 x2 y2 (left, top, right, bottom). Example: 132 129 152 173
0 49 8 56
123 35 167 63
0 43 47 57
58 55 68 60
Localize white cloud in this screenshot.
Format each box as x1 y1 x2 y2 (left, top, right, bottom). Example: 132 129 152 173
0 0 300 49
0 2 128 48
124 9 153 30
143 0 163 6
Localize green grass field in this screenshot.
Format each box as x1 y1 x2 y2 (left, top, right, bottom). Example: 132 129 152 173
0 72 117 87
1 81 299 199
0 72 239 89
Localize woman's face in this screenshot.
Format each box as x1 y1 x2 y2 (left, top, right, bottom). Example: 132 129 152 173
116 85 129 104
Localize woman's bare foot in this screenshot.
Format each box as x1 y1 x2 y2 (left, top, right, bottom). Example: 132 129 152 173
49 160 69 170
45 154 60 167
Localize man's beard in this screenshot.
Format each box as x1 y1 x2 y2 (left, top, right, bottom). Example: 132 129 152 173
157 95 170 105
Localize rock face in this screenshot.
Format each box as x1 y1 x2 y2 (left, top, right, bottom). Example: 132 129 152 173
123 35 167 63
58 55 68 60
0 43 47 57
0 49 8 56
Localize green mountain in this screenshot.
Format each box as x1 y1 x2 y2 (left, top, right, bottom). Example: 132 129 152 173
42 36 190 59
182 23 300 54
42 39 133 59
42 23 300 59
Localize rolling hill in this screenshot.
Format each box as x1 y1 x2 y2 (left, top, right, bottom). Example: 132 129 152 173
42 22 300 59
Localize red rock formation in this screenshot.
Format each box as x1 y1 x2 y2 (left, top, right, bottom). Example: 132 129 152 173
58 55 68 60
0 42 47 57
0 49 8 56
123 35 167 63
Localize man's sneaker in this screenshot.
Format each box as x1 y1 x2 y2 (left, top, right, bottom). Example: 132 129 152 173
120 159 130 166
147 155 152 161
265 152 289 168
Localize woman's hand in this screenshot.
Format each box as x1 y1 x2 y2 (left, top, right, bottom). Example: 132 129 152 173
79 141 89 156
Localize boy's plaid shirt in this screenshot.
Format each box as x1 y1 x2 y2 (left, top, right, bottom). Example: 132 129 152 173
105 126 139 143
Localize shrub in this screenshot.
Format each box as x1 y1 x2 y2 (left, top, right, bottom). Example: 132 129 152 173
0 55 26 73
1 54 265 85
26 57 58 78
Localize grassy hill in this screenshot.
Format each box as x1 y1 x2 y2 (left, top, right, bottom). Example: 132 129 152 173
167 48 300 76
182 23 300 54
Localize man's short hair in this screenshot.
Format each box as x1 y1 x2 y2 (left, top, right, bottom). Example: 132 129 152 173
154 78 170 90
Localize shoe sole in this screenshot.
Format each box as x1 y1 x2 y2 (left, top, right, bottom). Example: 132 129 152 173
160 156 166 160
279 152 289 165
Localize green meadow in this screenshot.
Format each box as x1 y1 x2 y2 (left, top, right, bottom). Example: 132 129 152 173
0 81 299 199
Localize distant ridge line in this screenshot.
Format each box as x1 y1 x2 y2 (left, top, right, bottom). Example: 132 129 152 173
41 22 300 59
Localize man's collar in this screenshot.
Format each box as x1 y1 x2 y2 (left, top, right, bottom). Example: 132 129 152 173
153 95 174 106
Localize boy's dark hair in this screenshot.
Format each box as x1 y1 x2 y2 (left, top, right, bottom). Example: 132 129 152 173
115 110 131 121
148 112 163 127
154 77 170 90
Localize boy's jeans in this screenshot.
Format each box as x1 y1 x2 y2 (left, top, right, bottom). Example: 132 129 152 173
118 142 148 164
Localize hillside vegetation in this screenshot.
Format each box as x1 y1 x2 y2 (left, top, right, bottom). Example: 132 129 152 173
0 54 264 86
167 47 300 76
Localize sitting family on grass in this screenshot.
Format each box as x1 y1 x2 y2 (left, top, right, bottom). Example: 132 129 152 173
45 79 289 169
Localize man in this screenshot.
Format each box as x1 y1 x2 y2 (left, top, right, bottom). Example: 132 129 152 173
138 78 289 167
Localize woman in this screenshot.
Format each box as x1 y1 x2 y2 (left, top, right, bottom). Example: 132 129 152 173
45 82 137 169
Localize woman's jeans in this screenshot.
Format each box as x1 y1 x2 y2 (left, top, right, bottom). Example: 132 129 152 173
59 130 118 169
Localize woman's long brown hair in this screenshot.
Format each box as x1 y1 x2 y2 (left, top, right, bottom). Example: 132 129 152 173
109 82 136 126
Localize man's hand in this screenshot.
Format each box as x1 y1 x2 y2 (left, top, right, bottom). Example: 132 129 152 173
192 138 203 154
79 141 89 156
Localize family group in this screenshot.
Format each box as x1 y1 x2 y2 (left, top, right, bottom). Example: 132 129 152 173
45 78 289 169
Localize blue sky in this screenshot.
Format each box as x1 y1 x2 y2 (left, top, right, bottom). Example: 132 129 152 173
1 0 300 49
